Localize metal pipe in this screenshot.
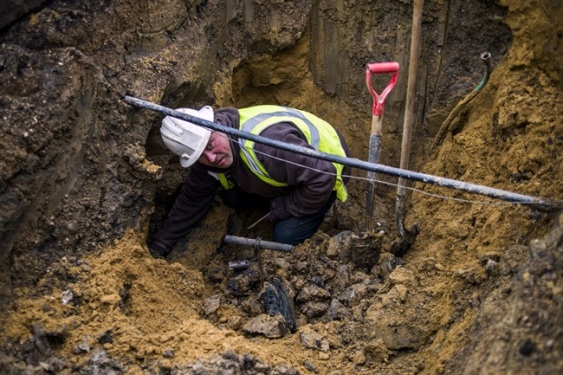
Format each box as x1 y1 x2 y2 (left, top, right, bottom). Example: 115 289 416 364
430 51 492 153
475 52 492 92
223 235 294 252
123 95 561 209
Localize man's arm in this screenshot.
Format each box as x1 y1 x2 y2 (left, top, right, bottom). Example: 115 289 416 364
149 165 220 257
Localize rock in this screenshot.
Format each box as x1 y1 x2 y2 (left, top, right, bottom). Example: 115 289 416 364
61 289 73 304
177 351 299 374
327 299 350 320
259 278 297 332
44 357 67 372
388 266 418 288
330 264 352 291
327 231 383 270
303 360 319 373
73 336 91 354
484 258 498 276
203 295 221 316
350 232 383 270
301 301 330 318
228 267 261 296
296 283 331 302
243 314 290 338
88 348 125 373
299 326 330 352
327 231 354 260
337 283 369 306
31 324 51 355
240 296 264 316
375 252 398 278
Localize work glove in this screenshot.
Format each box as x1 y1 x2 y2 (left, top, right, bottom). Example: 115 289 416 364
268 196 291 221
148 240 170 259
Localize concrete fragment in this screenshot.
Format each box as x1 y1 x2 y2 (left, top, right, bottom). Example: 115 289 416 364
301 301 330 318
299 326 330 352
296 283 331 302
243 314 290 338
203 294 221 315
327 299 350 320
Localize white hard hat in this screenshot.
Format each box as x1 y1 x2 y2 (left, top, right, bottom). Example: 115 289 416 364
160 106 214 168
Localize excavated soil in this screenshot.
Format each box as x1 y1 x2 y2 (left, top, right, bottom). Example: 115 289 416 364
1 0 562 374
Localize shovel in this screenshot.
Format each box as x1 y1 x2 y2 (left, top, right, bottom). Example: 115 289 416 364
365 62 400 230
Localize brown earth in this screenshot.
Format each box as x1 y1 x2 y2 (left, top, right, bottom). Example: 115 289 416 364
0 0 562 374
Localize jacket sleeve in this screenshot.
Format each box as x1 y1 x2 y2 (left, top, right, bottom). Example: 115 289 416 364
255 124 339 220
151 164 221 253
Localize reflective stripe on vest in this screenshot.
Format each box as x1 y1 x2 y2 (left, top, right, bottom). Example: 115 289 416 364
218 105 348 202
208 171 235 189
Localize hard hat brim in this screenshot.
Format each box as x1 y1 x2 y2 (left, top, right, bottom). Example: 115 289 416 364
161 106 214 168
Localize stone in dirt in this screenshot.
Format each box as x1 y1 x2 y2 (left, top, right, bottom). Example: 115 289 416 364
259 278 297 333
327 231 383 270
299 326 330 352
243 314 290 338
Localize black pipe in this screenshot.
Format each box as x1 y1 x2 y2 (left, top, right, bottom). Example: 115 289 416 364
223 235 294 252
123 96 561 209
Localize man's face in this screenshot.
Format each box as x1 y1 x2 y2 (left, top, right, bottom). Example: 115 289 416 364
198 131 233 168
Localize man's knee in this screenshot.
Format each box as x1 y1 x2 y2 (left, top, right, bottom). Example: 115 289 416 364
273 223 303 245
273 217 319 246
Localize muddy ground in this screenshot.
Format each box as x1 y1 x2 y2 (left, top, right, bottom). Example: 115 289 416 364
0 0 562 374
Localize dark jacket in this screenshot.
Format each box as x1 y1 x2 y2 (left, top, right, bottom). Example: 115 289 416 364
150 107 351 254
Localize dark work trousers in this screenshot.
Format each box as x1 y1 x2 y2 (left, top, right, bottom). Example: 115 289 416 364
219 188 337 246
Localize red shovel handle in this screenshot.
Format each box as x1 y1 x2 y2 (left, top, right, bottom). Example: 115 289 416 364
367 62 400 74
366 62 400 116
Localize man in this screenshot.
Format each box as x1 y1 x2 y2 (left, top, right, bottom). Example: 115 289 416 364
149 104 351 258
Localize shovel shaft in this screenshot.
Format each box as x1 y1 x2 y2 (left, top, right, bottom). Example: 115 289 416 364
366 131 382 227
366 114 383 229
365 62 398 228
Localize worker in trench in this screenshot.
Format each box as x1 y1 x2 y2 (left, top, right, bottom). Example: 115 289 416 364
148 104 352 258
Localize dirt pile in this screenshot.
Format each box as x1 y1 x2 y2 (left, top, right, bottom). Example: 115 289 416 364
0 0 562 374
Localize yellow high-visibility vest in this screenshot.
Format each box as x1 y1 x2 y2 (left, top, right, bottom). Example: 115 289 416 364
216 105 348 202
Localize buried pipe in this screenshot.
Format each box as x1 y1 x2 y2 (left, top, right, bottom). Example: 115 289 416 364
429 51 493 153
123 96 561 210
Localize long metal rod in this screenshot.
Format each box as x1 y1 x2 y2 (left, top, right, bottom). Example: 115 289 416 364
224 235 294 252
396 0 424 237
123 96 560 209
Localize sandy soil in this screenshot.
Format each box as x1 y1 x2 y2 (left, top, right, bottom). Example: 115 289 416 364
0 0 562 374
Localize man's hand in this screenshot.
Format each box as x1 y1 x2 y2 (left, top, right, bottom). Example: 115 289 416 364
148 240 170 259
268 196 291 221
